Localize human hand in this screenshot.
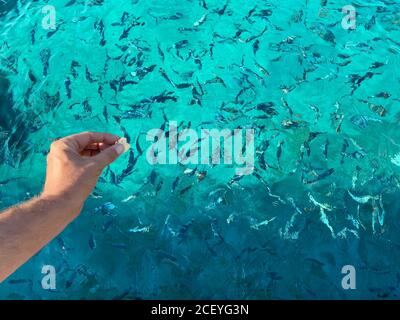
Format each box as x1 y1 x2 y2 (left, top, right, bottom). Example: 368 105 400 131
42 132 127 214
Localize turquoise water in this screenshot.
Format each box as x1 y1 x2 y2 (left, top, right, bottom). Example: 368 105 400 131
1 0 400 299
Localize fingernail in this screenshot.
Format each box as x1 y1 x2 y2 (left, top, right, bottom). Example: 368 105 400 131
115 144 125 155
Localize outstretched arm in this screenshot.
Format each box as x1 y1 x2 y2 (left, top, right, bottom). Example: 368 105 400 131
0 132 128 283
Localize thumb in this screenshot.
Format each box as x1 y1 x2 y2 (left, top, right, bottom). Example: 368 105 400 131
92 144 125 168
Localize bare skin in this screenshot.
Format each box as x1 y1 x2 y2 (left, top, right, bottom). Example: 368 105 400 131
0 132 126 283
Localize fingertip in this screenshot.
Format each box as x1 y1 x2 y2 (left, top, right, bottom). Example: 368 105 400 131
115 144 125 155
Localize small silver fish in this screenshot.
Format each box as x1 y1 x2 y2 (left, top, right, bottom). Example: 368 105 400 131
193 13 207 27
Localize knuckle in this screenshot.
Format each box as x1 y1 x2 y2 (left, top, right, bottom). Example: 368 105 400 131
48 141 73 160
83 131 97 140
50 141 67 152
49 140 62 152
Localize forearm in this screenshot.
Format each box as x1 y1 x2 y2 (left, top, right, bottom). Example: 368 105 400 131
0 195 82 283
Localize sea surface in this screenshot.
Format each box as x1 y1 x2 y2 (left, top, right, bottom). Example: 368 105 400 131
0 0 400 299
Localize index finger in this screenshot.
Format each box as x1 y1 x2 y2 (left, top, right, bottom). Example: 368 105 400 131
61 132 120 151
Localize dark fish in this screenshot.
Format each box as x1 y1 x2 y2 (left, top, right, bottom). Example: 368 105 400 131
64 0 76 6
175 82 192 89
117 150 136 183
178 27 198 32
97 83 104 98
196 78 204 95
322 139 329 160
199 0 208 10
253 102 277 116
240 26 267 43
115 44 129 52
268 272 283 281
94 19 106 46
177 219 194 243
171 176 180 192
369 103 387 117
228 174 244 186
135 135 143 155
371 61 384 69
28 69 37 82
160 13 183 21
111 243 128 249
281 119 305 129
119 20 143 40
157 42 165 62
215 2 229 15
102 218 114 232
102 105 109 122
109 169 118 186
374 92 391 99
307 132 324 142
340 139 349 164
148 169 158 185
155 180 163 194
314 25 336 45
82 99 92 113
174 40 189 50
89 0 104 6
65 271 77 289
349 71 376 94
365 16 376 30
109 79 118 94
209 43 214 59
143 90 178 103
179 184 193 195
70 60 81 79
8 279 32 284
118 11 130 25
64 77 72 99
133 57 156 73
194 57 202 70
85 66 96 83
67 102 79 110
88 233 97 250
303 168 334 184
338 60 351 67
159 68 176 87
120 126 131 144
30 27 36 45
46 22 64 38
245 5 257 21
204 76 226 87
280 98 293 118
56 237 68 251
258 151 267 170
253 39 260 55
40 49 51 77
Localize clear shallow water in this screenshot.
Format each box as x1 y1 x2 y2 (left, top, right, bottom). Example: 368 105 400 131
0 0 400 299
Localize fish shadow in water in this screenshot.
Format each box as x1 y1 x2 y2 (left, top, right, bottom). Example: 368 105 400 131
0 72 30 166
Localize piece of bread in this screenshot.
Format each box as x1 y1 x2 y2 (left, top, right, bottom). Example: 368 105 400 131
116 137 131 153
